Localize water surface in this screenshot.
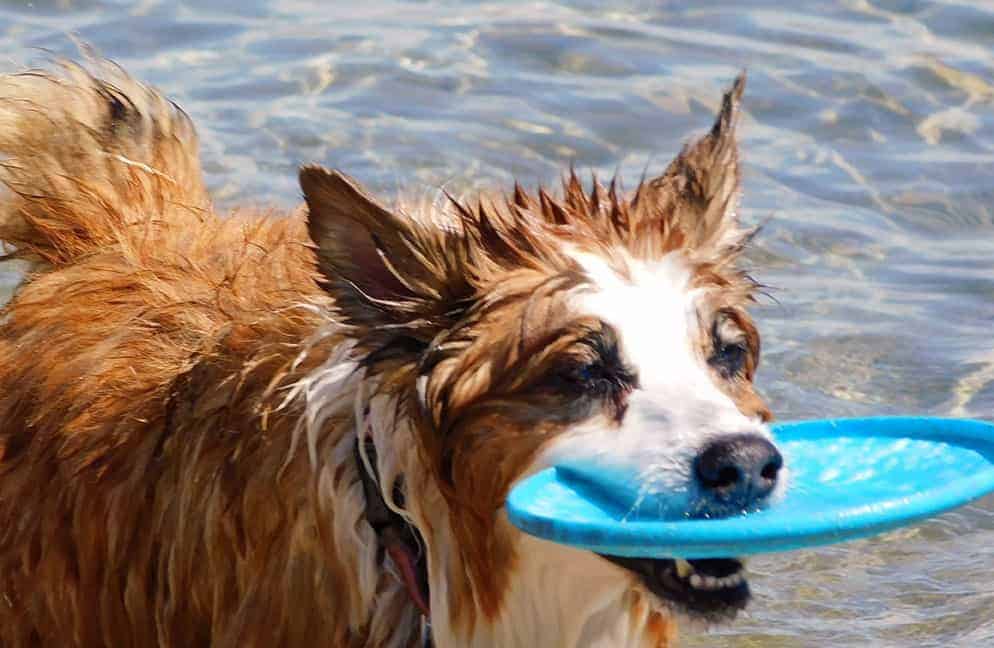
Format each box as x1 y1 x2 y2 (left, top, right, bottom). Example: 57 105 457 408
1 1 992 645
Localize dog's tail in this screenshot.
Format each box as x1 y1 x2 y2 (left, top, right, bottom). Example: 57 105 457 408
0 60 210 268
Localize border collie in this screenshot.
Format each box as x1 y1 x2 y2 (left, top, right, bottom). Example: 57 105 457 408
0 60 781 647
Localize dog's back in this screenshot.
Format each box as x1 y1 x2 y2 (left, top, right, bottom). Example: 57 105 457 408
0 63 405 647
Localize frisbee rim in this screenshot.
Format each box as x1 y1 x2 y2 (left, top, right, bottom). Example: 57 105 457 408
505 416 994 558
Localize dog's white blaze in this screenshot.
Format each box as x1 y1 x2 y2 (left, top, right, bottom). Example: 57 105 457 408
546 249 771 508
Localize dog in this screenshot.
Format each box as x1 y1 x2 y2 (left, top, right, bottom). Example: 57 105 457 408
0 60 782 647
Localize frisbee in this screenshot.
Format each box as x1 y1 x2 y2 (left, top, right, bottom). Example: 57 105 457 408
506 417 994 559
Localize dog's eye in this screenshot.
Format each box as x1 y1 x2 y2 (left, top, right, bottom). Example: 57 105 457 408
710 341 747 378
548 359 624 397
557 361 605 387
551 360 636 396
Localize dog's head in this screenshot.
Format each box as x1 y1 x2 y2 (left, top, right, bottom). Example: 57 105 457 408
302 74 782 647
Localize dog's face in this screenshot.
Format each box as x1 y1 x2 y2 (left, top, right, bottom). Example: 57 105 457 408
303 75 783 646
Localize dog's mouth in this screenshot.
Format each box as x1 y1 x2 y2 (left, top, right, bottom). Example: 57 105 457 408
598 554 749 621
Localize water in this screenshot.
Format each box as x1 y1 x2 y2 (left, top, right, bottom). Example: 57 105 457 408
1 1 992 645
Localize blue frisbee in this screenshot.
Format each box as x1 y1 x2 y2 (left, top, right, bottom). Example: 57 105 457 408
507 417 994 558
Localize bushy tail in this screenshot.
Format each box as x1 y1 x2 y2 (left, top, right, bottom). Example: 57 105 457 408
0 60 210 267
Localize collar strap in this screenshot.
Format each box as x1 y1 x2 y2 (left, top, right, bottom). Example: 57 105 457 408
354 439 432 622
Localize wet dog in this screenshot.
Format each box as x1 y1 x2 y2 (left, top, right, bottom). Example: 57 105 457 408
0 61 780 647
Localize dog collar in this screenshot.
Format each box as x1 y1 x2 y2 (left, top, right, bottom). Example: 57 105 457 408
354 439 432 645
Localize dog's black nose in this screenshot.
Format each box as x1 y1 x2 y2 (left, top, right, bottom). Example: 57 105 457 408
694 434 782 507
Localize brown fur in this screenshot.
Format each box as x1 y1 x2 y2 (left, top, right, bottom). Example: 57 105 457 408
0 60 762 647
0 62 410 648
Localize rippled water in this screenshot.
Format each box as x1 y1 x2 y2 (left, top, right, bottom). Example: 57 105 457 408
2 0 993 645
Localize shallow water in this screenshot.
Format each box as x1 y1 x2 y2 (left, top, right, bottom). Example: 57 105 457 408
1 0 993 645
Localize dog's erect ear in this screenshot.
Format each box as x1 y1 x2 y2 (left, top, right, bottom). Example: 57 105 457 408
301 165 449 331
638 72 747 253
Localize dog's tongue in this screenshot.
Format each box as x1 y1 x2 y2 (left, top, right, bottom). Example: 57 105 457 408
384 532 430 617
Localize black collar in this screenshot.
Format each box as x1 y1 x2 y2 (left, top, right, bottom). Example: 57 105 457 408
354 439 432 645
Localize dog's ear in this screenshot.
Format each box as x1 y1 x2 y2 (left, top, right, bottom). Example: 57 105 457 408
638 72 747 253
301 165 451 332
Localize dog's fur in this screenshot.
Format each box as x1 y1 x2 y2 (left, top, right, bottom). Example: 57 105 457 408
0 61 772 647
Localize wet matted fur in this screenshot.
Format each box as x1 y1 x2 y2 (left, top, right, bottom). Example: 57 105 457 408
0 61 773 647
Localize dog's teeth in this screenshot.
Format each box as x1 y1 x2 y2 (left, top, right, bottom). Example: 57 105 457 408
689 574 723 590
685 567 745 591
675 559 694 579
